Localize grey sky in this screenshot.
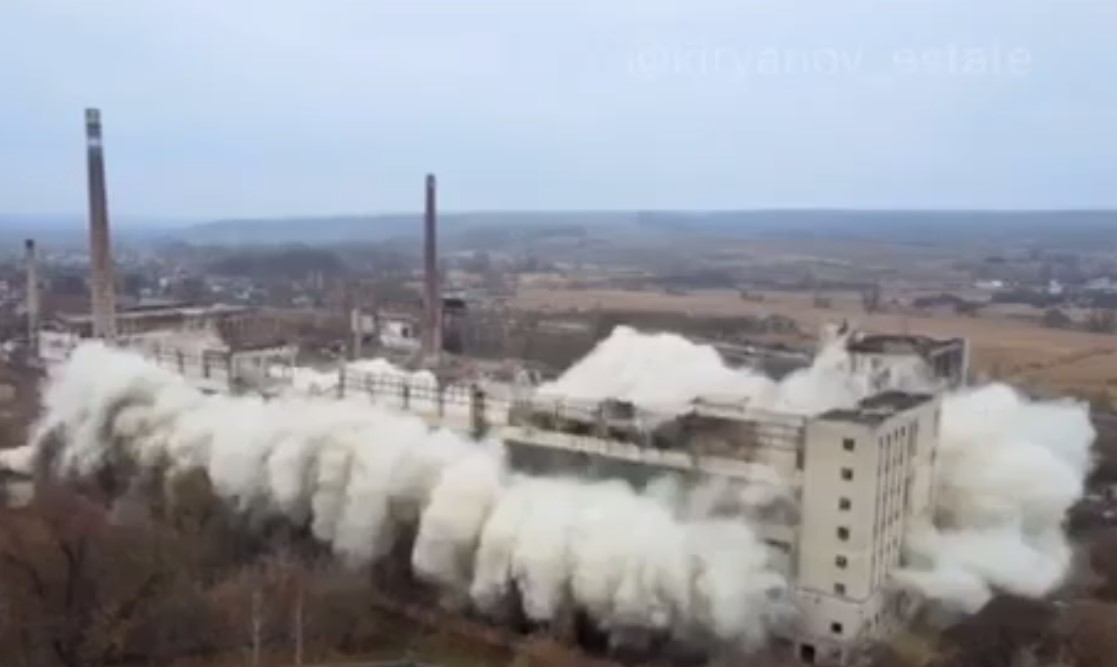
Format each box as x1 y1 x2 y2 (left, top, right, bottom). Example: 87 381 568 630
1 0 1115 219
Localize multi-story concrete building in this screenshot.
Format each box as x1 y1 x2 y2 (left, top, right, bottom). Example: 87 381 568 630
794 391 939 663
496 390 940 664
332 365 944 664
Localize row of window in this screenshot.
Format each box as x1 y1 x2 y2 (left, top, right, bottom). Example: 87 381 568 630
838 421 919 594
873 440 904 586
879 420 918 450
838 433 856 585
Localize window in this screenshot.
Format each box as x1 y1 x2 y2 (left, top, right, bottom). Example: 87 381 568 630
843 437 855 452
839 497 851 511
835 555 848 568
834 584 846 596
831 621 844 635
841 467 853 481
796 449 804 471
837 527 850 541
799 644 817 664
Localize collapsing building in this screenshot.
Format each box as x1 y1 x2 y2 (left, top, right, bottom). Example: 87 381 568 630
845 332 969 392
19 331 944 665
495 389 939 663
37 303 296 392
24 295 954 665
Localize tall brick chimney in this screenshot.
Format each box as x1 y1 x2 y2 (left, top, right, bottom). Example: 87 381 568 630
85 108 117 340
24 239 40 357
422 173 442 360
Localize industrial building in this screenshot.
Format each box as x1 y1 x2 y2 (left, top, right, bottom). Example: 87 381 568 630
13 108 953 664
83 340 938 664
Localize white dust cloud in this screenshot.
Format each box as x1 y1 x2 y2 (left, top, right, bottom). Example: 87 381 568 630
17 342 788 651
895 383 1094 611
536 325 876 416
6 323 1098 643
540 326 1094 611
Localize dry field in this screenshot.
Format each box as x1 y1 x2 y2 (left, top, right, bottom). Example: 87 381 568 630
513 286 1117 404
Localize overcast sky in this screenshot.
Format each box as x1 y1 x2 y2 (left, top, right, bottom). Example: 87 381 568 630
1 0 1115 219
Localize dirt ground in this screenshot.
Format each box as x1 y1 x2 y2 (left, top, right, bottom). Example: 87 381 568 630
513 287 1117 404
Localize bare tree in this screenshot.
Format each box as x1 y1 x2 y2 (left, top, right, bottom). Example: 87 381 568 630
1086 308 1117 333
0 488 180 667
1090 528 1117 600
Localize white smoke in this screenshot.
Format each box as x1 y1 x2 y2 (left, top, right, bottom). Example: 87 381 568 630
268 358 436 399
17 342 788 651
7 322 1098 641
536 325 874 416
895 383 1094 611
541 326 1095 612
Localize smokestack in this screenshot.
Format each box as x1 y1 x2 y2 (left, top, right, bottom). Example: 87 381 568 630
24 239 40 357
423 173 442 360
85 108 117 340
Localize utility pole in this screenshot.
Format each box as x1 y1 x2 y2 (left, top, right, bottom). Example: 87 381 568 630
293 585 304 665
251 585 262 667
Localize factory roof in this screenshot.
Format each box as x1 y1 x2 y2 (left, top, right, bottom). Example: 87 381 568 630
846 333 964 356
818 390 934 426
57 303 249 325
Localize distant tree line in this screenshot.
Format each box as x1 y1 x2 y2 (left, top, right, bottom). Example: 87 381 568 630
206 247 347 282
